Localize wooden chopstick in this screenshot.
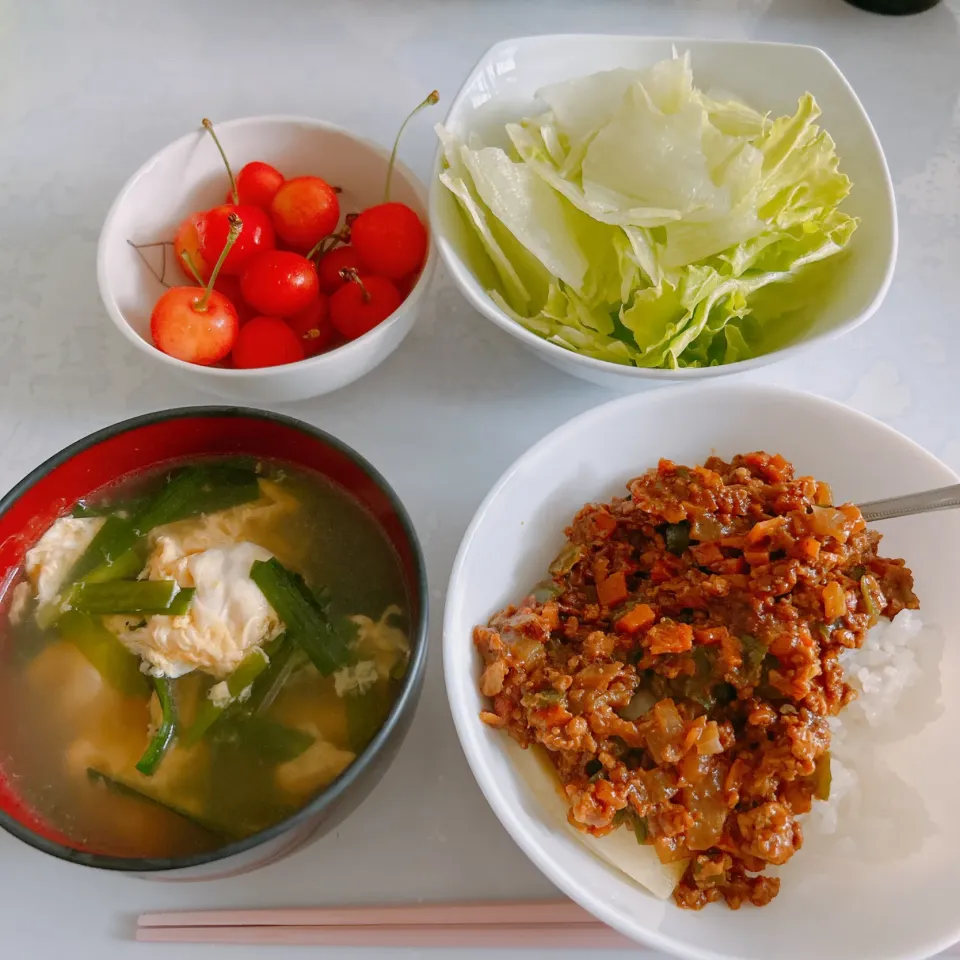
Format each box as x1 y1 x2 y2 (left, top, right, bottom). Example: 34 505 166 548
138 898 595 929
136 920 637 949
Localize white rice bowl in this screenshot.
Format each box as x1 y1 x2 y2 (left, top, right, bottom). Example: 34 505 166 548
444 382 960 960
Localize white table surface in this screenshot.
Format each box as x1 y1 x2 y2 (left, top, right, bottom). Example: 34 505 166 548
1 1 959 957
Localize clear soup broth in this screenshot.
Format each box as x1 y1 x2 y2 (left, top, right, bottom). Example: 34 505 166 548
0 457 409 859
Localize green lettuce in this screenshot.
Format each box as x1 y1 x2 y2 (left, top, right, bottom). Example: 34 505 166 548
436 51 858 368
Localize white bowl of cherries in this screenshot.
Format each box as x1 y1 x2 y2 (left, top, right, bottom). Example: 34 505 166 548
97 97 438 403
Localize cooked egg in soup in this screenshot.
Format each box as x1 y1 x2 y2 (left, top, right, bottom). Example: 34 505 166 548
0 459 409 858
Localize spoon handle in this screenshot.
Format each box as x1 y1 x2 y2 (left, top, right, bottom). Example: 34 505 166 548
857 484 960 523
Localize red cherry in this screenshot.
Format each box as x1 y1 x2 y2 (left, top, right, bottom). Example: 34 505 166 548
270 176 340 252
212 274 254 325
230 161 285 209
329 270 401 341
317 245 363 295
239 250 319 317
173 213 211 282
351 202 427 281
344 90 437 281
287 295 334 357
231 316 305 368
396 271 420 300
151 288 238 365
197 204 275 276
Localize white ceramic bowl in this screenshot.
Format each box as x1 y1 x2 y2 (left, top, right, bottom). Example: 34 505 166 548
444 382 960 960
98 116 436 404
430 36 896 389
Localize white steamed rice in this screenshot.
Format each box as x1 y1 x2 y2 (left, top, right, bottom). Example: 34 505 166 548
842 610 927 728
807 609 943 845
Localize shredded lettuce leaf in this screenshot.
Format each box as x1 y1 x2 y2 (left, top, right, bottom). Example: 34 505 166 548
436 51 857 369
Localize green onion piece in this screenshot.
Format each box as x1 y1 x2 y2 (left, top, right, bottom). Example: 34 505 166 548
223 716 315 763
57 610 150 698
136 676 177 776
66 465 260 588
521 689 566 710
530 580 564 603
612 807 650 845
86 768 237 840
135 465 260 532
739 634 768 686
249 558 352 676
548 542 583 577
78 547 144 585
68 580 194 616
632 814 649 844
183 646 272 747
244 640 309 717
36 546 147 627
671 646 719 710
692 857 727 886
860 574 881 627
68 515 140 582
664 522 691 556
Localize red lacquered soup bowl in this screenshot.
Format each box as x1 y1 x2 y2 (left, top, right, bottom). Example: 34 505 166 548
0 407 428 879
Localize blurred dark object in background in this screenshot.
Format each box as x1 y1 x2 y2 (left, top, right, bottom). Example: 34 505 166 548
844 0 941 13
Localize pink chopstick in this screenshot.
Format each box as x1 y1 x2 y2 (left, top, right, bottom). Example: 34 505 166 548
136 899 639 948
139 898 594 928
136 921 637 948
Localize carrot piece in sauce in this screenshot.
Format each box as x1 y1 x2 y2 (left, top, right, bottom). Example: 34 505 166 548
645 620 694 655
616 603 656 634
796 537 821 561
822 581 847 621
596 571 628 607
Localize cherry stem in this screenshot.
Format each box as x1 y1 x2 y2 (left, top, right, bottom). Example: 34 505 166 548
196 213 242 311
305 229 350 262
340 267 371 303
202 118 238 205
127 239 172 287
179 249 205 285
384 90 439 203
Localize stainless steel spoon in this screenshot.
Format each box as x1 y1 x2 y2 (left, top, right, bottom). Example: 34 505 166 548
857 484 960 523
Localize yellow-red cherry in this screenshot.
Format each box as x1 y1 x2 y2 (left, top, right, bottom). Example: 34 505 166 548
230 161 285 209
151 212 243 365
270 176 340 252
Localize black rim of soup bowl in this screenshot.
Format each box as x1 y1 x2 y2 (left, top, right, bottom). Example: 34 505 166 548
0 406 429 873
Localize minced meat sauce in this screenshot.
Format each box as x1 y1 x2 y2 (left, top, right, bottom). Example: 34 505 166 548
474 452 918 909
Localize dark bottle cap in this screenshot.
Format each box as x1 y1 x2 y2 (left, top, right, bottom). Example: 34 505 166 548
844 0 941 13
